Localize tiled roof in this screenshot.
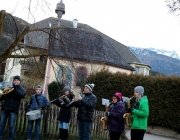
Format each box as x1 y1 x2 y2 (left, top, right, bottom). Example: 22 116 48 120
25 17 135 70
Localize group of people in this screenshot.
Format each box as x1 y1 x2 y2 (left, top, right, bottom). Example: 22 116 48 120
0 75 149 140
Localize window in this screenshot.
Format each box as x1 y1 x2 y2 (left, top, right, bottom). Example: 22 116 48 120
135 67 139 74
76 67 88 87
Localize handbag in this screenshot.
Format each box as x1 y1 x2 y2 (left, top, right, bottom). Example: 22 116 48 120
26 95 42 120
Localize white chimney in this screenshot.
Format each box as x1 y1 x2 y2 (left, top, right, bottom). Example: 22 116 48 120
73 19 78 28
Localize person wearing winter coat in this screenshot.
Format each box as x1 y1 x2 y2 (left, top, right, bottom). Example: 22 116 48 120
126 86 149 140
0 75 26 140
105 92 125 140
70 83 97 140
54 86 74 140
26 85 50 140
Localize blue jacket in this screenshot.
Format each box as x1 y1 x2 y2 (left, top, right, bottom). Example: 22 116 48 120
108 101 125 132
29 93 50 110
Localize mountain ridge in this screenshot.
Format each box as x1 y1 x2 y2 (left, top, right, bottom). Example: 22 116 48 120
128 46 180 76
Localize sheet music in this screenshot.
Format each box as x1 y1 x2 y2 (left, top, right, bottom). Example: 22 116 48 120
102 98 110 106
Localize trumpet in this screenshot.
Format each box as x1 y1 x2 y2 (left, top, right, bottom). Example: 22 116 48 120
123 96 134 127
0 87 14 99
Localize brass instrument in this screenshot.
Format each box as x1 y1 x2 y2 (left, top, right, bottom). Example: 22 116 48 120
66 92 84 107
50 95 68 103
100 101 113 130
0 87 14 99
123 96 134 127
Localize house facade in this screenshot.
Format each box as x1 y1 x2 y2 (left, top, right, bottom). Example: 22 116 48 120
4 17 150 96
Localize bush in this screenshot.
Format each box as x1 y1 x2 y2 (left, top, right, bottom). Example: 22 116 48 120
47 81 64 101
85 69 180 132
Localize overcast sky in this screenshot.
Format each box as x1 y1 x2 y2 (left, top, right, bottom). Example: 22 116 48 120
1 0 180 51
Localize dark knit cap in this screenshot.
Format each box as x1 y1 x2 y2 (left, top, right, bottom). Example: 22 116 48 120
13 75 21 81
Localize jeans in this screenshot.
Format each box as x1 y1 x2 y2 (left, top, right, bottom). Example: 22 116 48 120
78 121 91 140
0 110 17 140
27 118 41 140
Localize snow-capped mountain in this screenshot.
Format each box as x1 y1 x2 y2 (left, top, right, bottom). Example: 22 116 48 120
148 48 180 60
128 46 180 76
129 46 180 60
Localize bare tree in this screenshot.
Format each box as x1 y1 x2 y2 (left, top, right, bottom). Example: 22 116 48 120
166 0 180 15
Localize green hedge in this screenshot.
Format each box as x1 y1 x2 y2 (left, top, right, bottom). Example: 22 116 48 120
85 69 180 132
47 81 64 101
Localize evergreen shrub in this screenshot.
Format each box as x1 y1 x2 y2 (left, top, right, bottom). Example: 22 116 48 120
48 81 64 101
85 69 180 132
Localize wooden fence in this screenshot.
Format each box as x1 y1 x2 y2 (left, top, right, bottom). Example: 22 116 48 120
1 101 109 139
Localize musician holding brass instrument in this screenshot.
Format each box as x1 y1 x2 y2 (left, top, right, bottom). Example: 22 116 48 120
0 75 26 140
68 83 97 140
105 92 125 140
126 86 149 140
26 85 50 140
53 86 74 140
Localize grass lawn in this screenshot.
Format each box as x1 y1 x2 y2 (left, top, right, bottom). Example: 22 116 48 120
13 134 109 140
4 133 128 140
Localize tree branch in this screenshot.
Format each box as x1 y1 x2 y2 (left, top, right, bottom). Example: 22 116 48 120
0 10 6 36
8 53 47 58
0 26 30 62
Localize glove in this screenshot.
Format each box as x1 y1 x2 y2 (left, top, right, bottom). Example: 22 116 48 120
126 108 133 113
41 106 46 110
105 112 111 117
64 97 70 103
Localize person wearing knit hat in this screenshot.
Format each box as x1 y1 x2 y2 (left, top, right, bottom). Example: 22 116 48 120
0 75 26 140
105 92 125 140
13 75 21 81
69 83 97 140
54 85 74 140
126 86 149 140
114 92 122 101
85 83 94 92
63 86 71 92
26 85 50 140
134 86 144 97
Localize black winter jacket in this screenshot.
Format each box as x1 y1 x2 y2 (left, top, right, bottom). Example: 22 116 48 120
0 84 26 114
54 94 74 123
73 92 97 122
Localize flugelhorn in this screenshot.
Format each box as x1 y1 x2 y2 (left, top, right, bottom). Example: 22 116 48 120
123 96 134 127
0 87 14 99
66 92 84 107
50 95 69 103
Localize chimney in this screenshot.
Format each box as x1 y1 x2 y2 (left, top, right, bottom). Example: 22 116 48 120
73 19 78 28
